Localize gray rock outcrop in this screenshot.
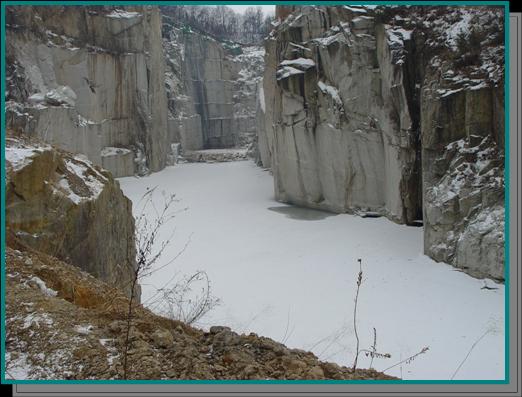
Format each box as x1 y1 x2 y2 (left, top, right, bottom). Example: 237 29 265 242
182 32 238 149
5 135 139 299
259 5 505 280
161 16 264 156
5 6 169 177
162 20 205 154
421 53 505 280
261 6 422 222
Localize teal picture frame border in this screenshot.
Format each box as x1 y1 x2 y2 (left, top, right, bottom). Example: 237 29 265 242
0 0 512 385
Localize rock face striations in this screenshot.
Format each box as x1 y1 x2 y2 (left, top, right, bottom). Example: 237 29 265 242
182 31 238 149
5 6 169 177
161 14 264 156
259 5 505 280
5 135 139 299
261 6 422 222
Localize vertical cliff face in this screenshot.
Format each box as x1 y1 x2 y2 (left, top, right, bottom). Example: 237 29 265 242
162 20 204 154
5 6 169 177
261 6 421 223
419 15 505 279
259 5 505 280
161 16 264 155
182 32 238 149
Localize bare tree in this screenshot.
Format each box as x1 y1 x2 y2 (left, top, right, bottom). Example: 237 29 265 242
161 5 274 45
121 188 181 379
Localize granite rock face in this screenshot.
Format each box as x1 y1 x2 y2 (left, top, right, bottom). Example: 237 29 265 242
161 17 264 156
5 135 139 299
261 6 422 223
260 5 505 280
421 53 505 280
5 6 169 177
182 32 238 149
162 21 204 154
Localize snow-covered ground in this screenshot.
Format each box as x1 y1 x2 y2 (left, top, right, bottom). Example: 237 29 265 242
118 161 505 381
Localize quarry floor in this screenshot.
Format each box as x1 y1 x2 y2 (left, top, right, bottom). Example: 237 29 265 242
118 160 505 380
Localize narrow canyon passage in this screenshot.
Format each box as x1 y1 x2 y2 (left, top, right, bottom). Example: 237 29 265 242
4 4 506 382
118 161 504 380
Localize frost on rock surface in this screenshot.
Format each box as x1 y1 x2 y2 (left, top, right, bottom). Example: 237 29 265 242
100 147 134 178
4 138 51 172
424 137 504 280
43 86 77 107
105 9 142 19
258 5 505 279
5 135 138 298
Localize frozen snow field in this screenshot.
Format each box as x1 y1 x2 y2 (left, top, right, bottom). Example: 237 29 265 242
118 161 505 381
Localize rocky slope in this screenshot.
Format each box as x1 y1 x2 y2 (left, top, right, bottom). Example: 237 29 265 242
258 5 505 280
5 134 138 299
4 244 395 381
5 6 169 177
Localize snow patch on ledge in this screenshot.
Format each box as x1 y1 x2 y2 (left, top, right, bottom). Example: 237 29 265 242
106 9 142 19
280 58 315 70
385 26 413 65
5 139 51 172
51 154 108 205
276 66 305 80
344 6 369 13
446 10 474 50
313 33 344 47
318 81 343 108
101 147 133 157
65 158 107 200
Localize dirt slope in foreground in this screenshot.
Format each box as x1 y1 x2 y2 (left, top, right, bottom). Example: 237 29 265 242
4 239 396 380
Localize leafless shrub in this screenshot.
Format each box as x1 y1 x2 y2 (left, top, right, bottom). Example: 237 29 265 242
121 187 188 379
350 259 426 376
154 270 220 325
361 328 391 369
351 258 363 371
382 346 430 373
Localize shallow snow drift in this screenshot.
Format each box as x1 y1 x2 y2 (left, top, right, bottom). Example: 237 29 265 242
118 161 504 381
